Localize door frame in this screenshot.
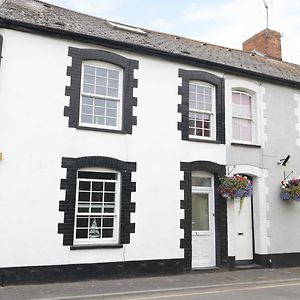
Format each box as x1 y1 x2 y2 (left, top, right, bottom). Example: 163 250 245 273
235 191 255 265
180 161 227 270
191 172 216 268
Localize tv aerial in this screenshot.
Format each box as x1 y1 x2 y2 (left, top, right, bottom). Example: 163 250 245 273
262 0 269 30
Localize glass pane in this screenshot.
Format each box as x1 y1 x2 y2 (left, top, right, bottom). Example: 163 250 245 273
189 92 196 101
232 92 252 118
76 217 88 228
107 100 117 108
81 105 93 114
81 114 93 124
94 99 105 107
83 84 94 94
96 67 107 77
232 117 252 141
94 107 105 116
192 176 212 187
204 130 210 137
79 192 90 201
196 101 204 110
94 116 105 125
108 88 118 98
96 86 106 96
192 193 209 231
105 182 116 191
104 193 115 202
189 100 196 109
79 181 90 191
102 229 113 238
196 86 204 94
76 229 88 239
108 79 118 88
103 217 114 228
96 77 107 87
204 87 211 96
232 117 240 140
107 108 117 117
240 118 252 141
106 117 117 126
92 192 102 202
84 74 95 85
84 65 95 75
92 182 103 191
108 69 119 79
189 84 196 93
82 96 93 105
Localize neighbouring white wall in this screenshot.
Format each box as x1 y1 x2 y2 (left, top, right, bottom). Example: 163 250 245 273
0 29 225 268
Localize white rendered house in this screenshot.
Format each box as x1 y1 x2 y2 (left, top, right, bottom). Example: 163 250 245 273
0 0 300 285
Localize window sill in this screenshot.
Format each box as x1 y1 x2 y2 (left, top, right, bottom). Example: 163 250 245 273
76 125 126 134
231 142 261 148
189 138 222 144
70 244 123 250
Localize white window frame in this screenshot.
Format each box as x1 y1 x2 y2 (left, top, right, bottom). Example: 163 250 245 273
231 90 256 144
79 60 123 130
73 168 121 246
188 81 216 140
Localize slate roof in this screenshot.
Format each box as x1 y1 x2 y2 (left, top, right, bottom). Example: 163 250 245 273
1 0 300 86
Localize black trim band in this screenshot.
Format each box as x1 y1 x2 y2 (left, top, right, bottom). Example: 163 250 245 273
65 47 138 134
254 253 300 268
58 156 136 246
178 69 225 143
180 161 227 269
0 258 184 286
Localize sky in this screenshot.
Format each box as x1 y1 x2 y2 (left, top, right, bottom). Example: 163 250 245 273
43 0 300 64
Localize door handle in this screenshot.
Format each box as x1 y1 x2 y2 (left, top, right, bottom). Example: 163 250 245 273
238 232 244 235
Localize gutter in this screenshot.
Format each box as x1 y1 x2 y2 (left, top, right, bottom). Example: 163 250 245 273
0 18 300 89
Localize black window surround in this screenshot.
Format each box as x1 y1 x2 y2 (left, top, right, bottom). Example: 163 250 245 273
58 156 136 248
178 69 225 143
180 161 227 270
65 47 139 134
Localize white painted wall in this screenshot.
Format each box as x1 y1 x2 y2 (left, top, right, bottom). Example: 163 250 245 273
0 29 225 268
2 27 300 269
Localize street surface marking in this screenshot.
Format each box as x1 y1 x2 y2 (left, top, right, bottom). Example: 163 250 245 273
32 278 300 300
132 281 300 300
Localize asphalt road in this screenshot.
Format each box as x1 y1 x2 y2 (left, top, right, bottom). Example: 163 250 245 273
1 267 300 300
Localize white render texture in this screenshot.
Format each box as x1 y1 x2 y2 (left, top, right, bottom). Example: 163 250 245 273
0 29 225 268
1 27 300 269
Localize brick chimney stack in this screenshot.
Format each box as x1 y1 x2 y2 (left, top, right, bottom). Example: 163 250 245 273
243 29 282 60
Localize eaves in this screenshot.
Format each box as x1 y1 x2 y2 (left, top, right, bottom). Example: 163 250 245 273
1 17 300 90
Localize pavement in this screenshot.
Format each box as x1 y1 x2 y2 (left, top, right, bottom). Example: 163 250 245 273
1 267 300 300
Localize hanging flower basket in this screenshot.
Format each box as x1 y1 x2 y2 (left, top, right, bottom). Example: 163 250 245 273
280 178 300 201
218 174 253 213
